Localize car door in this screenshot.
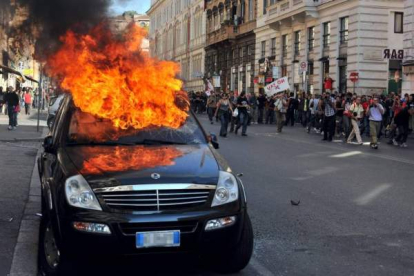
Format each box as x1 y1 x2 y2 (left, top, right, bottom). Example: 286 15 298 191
39 96 69 187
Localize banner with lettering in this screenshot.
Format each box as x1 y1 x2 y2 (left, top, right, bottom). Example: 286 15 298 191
264 77 290 96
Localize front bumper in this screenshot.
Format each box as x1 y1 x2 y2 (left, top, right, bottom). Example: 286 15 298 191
58 207 246 257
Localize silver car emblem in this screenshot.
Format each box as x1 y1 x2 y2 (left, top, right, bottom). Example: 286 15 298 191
151 173 161 180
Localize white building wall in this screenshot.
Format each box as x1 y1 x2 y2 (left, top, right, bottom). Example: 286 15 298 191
148 0 206 92
254 0 404 95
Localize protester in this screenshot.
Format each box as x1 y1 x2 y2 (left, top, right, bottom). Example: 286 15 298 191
392 104 412 148
257 90 266 124
275 93 287 133
265 96 275 124
206 93 218 124
249 92 258 124
307 94 318 133
322 93 336 141
285 92 296 126
347 96 364 145
4 86 19 130
24 89 32 115
214 93 233 138
235 92 249 136
366 96 384 149
335 96 344 137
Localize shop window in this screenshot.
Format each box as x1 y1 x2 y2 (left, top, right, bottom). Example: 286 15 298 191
261 41 266 58
282 35 288 58
294 31 301 56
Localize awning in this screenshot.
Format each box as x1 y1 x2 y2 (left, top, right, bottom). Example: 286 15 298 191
0 64 39 84
318 57 329 62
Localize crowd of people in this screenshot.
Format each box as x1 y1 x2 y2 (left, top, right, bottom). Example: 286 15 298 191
0 86 45 130
191 90 414 149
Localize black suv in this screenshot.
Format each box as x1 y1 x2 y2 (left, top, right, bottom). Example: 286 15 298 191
38 95 253 275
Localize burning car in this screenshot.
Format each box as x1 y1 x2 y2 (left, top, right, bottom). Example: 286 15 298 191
37 94 253 275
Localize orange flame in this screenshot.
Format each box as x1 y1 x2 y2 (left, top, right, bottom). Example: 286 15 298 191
47 24 189 130
80 146 184 175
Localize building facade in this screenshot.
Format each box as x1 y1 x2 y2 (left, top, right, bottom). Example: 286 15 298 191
205 0 257 94
0 0 40 90
148 0 206 92
402 0 414 94
110 13 150 52
255 0 405 95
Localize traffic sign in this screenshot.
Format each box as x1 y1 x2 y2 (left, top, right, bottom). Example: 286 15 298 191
349 72 359 83
299 61 307 73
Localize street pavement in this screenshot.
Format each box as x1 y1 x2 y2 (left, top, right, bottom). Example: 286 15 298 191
198 115 414 276
0 110 47 276
3 110 414 276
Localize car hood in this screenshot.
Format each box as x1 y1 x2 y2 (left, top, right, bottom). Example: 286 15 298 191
65 144 220 189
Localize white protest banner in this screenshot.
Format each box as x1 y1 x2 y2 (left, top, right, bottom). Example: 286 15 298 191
264 77 290 96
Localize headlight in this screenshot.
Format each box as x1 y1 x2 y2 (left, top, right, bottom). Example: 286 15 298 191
212 171 239 207
65 175 102 211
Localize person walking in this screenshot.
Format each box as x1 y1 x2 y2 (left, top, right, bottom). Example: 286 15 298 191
275 93 287 133
4 86 19 130
307 94 318 133
392 105 412 148
214 94 233 138
347 96 364 145
285 92 296 126
265 96 275 124
249 92 258 124
206 93 218 124
24 89 32 115
322 93 336 141
366 96 384 149
235 92 250 136
257 91 266 124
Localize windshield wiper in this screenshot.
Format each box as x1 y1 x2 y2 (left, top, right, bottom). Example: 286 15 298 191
66 141 135 146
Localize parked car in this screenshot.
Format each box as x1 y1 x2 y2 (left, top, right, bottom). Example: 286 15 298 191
38 95 253 275
46 94 64 129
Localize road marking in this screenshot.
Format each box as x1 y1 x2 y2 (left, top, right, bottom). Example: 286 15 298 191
330 151 362 158
355 184 392 206
249 257 275 276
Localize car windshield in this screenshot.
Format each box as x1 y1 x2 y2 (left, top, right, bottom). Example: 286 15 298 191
66 108 207 146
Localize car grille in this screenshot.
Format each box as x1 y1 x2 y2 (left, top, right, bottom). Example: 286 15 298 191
119 221 198 235
94 184 215 212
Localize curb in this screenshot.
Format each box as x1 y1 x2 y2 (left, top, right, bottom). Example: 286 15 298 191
0 138 45 143
9 128 48 276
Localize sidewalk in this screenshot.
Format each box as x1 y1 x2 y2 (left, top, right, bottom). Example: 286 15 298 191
0 109 48 142
0 111 48 276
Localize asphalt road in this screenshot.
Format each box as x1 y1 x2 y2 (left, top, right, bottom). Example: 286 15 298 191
54 114 414 276
198 115 414 276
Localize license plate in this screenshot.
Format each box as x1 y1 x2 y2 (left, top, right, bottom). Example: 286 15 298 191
136 231 180 248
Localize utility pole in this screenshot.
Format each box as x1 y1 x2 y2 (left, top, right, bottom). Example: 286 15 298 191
37 64 42 132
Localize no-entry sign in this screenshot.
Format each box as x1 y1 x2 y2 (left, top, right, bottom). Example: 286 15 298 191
299 61 307 73
349 72 359 83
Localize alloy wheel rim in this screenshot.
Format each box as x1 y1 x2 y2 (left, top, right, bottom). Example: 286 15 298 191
44 224 60 268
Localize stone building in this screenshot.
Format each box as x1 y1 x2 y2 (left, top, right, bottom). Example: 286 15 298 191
402 0 414 94
254 0 405 95
0 0 40 90
148 0 206 92
110 13 150 52
204 0 257 94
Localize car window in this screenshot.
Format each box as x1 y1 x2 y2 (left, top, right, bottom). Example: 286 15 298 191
66 107 207 145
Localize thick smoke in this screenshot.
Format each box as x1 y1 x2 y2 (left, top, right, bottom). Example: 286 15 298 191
12 0 118 60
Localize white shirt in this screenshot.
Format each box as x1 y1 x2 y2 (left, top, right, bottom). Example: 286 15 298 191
369 104 384 121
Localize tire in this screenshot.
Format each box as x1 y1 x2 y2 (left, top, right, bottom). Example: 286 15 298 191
211 213 254 274
38 199 71 276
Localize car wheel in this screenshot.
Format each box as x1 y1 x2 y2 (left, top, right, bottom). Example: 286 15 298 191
210 213 254 273
38 201 69 275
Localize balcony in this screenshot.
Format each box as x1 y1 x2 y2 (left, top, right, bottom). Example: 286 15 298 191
265 0 336 25
207 25 236 46
237 20 256 35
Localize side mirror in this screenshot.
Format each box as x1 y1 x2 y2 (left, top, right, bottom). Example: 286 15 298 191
209 133 219 149
43 136 54 153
